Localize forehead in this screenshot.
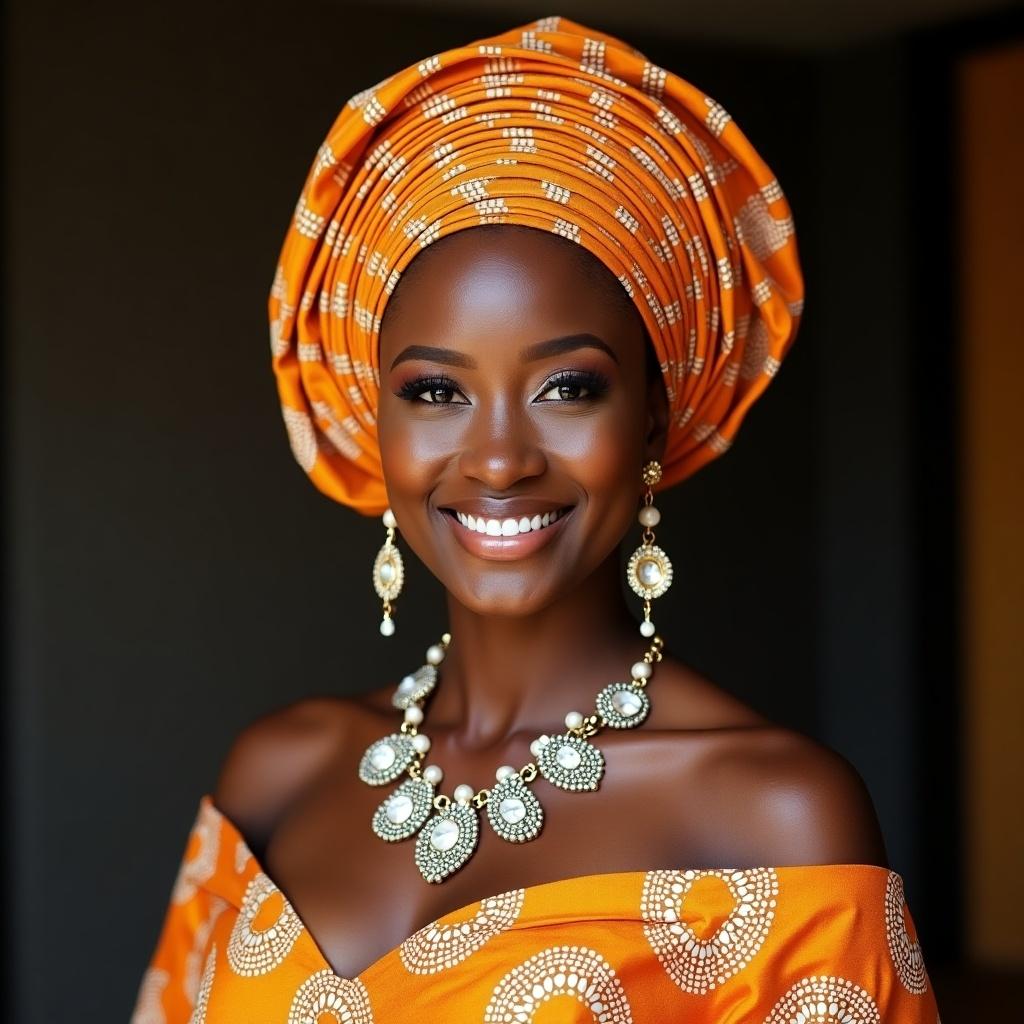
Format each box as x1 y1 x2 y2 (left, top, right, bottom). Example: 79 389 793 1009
378 225 641 356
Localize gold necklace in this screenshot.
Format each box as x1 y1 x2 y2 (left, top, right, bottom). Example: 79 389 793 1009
357 631 664 883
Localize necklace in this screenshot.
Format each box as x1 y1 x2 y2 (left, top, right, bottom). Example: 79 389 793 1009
357 631 664 883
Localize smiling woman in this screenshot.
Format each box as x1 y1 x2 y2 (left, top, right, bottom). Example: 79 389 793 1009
130 13 942 1024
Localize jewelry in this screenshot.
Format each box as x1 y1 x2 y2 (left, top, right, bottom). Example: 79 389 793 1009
626 460 673 637
358 632 664 883
372 507 404 636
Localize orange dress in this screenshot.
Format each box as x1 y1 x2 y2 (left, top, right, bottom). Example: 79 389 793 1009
131 795 942 1022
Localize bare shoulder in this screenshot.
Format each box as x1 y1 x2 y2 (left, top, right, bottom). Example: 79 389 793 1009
651 656 888 868
213 696 354 855
700 722 890 868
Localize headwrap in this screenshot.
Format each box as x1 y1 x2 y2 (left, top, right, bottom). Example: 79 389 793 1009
269 15 804 515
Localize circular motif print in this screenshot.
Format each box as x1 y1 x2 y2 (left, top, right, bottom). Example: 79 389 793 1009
641 867 778 994
227 872 304 977
400 888 525 975
885 871 928 994
483 944 632 1023
287 969 374 1024
763 974 881 1023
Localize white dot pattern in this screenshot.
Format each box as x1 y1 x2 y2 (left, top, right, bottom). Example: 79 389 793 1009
641 867 778 994
483 945 633 1023
400 888 525 975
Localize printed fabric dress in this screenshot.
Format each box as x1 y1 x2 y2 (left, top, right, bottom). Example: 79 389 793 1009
130 795 942 1023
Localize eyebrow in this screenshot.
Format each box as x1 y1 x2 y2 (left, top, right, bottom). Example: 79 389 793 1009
389 333 619 370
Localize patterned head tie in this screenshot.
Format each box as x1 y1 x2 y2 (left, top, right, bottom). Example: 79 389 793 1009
269 14 805 515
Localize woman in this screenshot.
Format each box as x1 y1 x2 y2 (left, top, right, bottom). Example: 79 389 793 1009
132 15 940 1023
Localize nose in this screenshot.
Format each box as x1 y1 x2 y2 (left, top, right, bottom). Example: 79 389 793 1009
456 399 548 490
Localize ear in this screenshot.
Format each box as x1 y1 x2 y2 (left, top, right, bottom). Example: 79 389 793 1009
643 367 670 465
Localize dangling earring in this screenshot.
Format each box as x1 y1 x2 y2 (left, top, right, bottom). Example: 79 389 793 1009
373 507 404 637
626 460 673 637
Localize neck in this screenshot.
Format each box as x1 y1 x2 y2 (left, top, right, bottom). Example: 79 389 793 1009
424 551 646 750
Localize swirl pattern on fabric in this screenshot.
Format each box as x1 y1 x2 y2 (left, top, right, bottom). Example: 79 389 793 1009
269 14 805 514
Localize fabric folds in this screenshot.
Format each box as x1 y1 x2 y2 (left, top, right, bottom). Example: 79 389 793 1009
268 15 805 514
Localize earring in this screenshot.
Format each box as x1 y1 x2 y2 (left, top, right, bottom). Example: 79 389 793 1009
373 507 404 637
626 460 673 637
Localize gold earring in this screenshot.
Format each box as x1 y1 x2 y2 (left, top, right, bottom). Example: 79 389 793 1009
626 460 673 637
373 507 404 637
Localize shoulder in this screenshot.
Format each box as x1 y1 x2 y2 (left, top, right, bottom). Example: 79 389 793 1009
700 724 889 868
212 696 353 856
644 656 889 868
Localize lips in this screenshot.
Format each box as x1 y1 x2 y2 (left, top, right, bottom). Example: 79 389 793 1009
437 502 575 561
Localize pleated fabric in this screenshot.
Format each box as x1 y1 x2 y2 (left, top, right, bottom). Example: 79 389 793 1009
268 15 805 514
130 795 942 1022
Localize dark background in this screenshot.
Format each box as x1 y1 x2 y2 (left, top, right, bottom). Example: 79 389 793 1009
6 1 1020 1019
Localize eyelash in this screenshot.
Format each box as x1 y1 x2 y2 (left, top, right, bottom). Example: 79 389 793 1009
395 369 611 405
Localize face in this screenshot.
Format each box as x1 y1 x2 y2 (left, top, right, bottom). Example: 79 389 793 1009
376 225 668 616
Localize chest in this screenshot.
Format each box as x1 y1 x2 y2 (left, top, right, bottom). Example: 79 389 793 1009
261 732 706 979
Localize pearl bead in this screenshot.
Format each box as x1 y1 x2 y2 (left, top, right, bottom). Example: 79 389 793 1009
425 644 445 665
631 660 653 680
429 818 459 851
638 505 661 527
453 784 475 805
640 620 656 637
422 764 443 785
564 710 584 730
495 765 517 782
369 743 396 770
382 508 397 529
637 558 663 587
529 739 541 758
379 560 396 583
404 706 423 725
411 733 431 754
386 794 414 824
380 617 395 636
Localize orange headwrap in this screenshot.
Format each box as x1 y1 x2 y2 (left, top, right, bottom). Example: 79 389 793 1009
269 15 804 515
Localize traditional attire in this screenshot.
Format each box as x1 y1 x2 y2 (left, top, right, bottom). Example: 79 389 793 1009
134 16 940 1023
131 796 941 1022
268 14 804 515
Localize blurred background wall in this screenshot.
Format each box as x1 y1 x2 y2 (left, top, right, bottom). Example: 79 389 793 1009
4 1 1022 1020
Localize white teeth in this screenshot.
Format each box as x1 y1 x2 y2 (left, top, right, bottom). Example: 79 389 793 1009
453 508 566 536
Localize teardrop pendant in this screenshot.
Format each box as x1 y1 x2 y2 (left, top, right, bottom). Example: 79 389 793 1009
414 803 480 883
486 773 544 843
358 733 417 785
535 734 605 792
371 777 434 841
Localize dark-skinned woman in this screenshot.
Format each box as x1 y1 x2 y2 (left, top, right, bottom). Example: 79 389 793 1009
131 15 940 1023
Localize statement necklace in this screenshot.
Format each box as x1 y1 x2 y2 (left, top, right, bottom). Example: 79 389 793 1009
357 631 664 883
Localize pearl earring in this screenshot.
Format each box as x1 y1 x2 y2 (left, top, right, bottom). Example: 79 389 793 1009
373 507 404 637
626 460 673 637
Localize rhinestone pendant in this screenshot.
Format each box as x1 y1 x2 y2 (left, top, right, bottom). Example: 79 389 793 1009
358 733 416 785
391 663 438 709
371 777 434 841
536 734 605 792
373 540 404 601
595 682 651 729
486 773 544 843
626 543 673 600
414 803 480 883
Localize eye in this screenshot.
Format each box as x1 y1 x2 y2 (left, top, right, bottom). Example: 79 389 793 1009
395 375 469 405
535 370 610 402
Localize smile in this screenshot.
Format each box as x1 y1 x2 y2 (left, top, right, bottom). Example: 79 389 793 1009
439 504 575 561
451 508 567 536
